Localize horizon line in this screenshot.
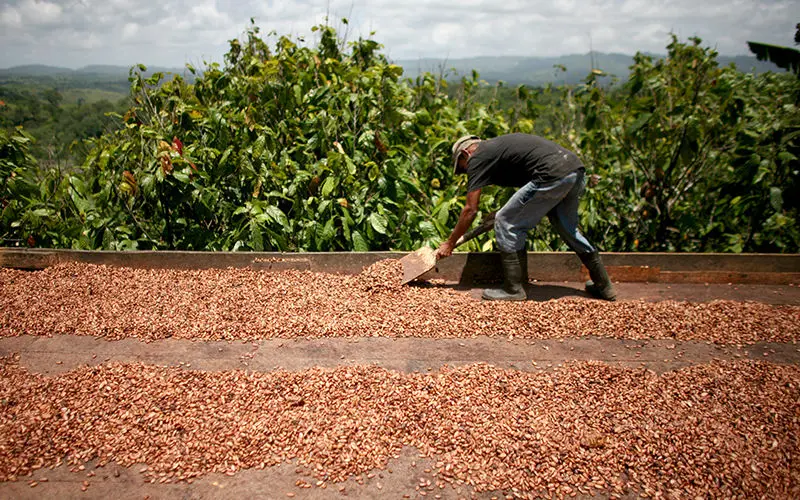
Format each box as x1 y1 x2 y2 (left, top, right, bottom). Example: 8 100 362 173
0 50 763 72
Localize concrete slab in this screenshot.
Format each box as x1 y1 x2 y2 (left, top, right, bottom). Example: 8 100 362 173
1 280 797 499
0 448 516 500
2 335 798 377
1 333 794 499
456 281 800 305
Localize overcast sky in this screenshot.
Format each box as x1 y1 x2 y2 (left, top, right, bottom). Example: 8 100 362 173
1 0 797 69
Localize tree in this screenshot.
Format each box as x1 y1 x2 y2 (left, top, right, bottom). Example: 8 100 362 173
1 25 797 253
747 23 800 76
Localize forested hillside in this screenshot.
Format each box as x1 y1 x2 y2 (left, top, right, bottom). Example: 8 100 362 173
395 52 785 86
1 23 798 253
2 53 781 89
0 85 127 164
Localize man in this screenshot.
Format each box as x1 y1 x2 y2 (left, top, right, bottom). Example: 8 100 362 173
435 133 616 301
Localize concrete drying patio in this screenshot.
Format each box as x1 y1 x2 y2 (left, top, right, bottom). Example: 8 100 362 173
1 250 798 499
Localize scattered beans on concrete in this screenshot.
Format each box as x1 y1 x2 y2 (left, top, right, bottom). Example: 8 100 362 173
0 355 797 498
0 260 800 344
1 260 798 497
1 261 798 344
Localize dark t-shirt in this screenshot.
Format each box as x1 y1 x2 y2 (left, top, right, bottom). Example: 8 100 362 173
466 133 584 193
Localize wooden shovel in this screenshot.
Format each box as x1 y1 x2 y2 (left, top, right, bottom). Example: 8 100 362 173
400 211 496 284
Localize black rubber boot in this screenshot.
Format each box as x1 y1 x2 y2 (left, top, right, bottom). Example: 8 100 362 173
517 247 528 288
482 251 527 301
579 251 617 301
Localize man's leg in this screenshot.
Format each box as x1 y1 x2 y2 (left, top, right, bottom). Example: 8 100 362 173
547 171 616 301
546 171 595 254
485 179 574 301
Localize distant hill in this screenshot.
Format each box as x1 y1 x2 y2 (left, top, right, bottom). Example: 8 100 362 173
0 64 190 77
0 64 197 96
393 53 789 86
0 64 75 76
0 53 788 91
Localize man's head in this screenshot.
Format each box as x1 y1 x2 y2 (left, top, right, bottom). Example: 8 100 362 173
451 135 481 174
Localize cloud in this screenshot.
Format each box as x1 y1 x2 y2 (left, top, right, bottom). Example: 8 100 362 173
0 6 23 29
431 22 464 47
18 0 63 25
0 0 797 68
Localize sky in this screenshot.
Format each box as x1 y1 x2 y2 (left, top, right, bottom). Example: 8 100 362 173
0 0 798 69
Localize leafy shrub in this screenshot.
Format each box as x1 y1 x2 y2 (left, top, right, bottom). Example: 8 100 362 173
2 24 798 253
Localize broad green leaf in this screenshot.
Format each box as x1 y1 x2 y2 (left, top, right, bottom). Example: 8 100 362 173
351 230 369 251
770 187 783 212
342 214 351 241
367 163 380 181
419 220 438 239
174 172 191 183
98 149 111 170
345 156 357 176
436 200 451 227
264 205 290 230
321 218 336 243
321 176 337 197
293 84 303 105
253 135 267 158
250 222 264 251
219 147 233 167
626 112 652 135
754 159 771 184
368 212 388 235
139 174 155 196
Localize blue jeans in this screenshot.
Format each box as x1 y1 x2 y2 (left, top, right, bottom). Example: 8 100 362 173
494 170 596 254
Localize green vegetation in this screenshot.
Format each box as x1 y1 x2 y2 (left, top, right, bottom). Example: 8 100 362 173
1 22 798 253
747 23 800 76
60 89 128 106
0 84 128 164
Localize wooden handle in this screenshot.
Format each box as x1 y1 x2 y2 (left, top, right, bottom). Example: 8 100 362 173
455 211 496 247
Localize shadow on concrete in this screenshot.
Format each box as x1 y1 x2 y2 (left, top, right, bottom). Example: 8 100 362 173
422 252 587 301
410 281 587 301
523 283 587 300
458 252 502 284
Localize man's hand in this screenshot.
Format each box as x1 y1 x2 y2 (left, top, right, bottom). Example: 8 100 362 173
435 241 454 260
436 189 481 261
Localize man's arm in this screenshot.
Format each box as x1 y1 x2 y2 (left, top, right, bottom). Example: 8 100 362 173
435 188 481 259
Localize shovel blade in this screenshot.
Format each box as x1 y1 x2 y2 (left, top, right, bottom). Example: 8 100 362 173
400 246 437 284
